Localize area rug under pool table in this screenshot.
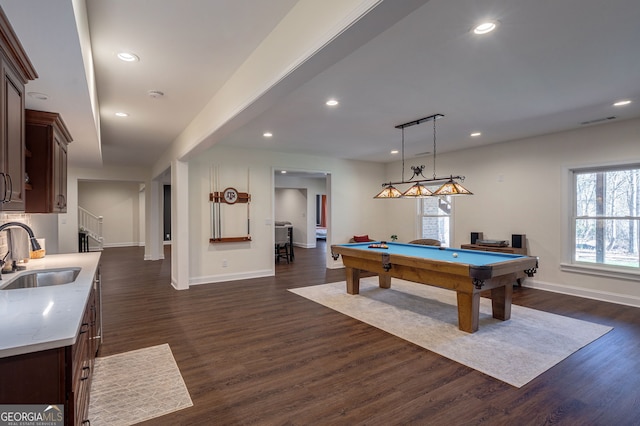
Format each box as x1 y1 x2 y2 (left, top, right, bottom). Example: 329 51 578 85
289 277 613 387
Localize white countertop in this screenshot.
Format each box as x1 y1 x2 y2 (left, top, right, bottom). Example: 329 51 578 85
0 252 101 358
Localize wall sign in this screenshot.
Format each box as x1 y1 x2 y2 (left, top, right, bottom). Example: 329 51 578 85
209 168 252 243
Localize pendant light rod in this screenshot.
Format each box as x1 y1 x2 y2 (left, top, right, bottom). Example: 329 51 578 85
394 113 444 129
394 113 444 183
401 126 406 182
383 174 466 187
432 115 437 179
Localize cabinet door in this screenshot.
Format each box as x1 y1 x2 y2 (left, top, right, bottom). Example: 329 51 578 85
1 63 25 211
53 135 68 212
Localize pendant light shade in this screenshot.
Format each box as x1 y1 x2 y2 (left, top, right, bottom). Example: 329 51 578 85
374 184 403 199
432 176 473 196
401 183 433 197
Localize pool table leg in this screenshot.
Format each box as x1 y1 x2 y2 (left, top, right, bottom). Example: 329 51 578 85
378 274 391 289
456 292 480 333
490 283 512 321
345 267 361 294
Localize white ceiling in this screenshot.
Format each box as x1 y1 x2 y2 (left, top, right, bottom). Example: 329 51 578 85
2 0 639 170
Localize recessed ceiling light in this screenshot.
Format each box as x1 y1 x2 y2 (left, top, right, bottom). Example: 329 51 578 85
27 92 49 100
326 99 339 106
117 52 139 62
263 132 273 138
473 21 498 35
281 170 287 174
391 150 399 154
613 100 632 107
470 132 482 137
115 112 129 117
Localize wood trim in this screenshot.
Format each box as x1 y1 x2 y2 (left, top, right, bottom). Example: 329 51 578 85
0 8 38 83
461 244 528 255
26 109 73 143
209 236 252 243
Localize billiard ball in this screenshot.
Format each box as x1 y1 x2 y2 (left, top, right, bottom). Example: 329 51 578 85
452 253 458 258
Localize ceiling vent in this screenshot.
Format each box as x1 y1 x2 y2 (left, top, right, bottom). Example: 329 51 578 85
148 90 165 98
581 116 616 125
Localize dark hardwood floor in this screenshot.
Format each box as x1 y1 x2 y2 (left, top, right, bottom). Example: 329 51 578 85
97 242 640 425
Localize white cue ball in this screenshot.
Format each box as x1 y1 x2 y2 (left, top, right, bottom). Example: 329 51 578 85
452 253 458 258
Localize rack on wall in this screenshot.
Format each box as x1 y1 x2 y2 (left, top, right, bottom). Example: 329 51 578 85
209 166 251 243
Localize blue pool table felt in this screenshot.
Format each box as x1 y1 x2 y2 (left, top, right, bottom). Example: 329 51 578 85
339 241 526 266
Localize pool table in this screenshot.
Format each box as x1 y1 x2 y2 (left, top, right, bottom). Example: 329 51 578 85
331 242 538 333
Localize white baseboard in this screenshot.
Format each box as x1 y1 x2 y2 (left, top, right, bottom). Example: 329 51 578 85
171 277 188 290
524 279 640 308
293 242 316 249
190 269 273 286
102 242 139 248
143 254 165 260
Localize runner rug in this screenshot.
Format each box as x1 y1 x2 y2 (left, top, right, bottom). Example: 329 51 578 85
289 277 612 387
89 343 193 425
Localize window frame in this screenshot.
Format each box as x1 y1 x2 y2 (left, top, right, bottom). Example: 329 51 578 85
416 191 453 247
561 161 640 281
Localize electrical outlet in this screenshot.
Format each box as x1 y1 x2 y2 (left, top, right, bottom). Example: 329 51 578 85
222 259 228 268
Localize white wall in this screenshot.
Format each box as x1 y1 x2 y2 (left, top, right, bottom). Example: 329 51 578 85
188 145 387 285
29 214 59 254
56 165 150 254
384 117 640 306
78 180 142 248
275 188 307 245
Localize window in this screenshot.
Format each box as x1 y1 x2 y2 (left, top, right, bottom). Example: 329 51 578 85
418 193 451 246
572 165 640 269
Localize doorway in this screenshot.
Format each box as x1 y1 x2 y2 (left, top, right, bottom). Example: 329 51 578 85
274 170 330 269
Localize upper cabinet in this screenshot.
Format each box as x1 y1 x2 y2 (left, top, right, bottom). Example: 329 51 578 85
0 7 37 212
25 110 73 213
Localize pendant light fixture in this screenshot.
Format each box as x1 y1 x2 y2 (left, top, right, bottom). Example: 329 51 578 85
373 184 403 198
374 113 472 198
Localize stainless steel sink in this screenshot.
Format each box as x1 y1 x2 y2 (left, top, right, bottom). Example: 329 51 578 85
0 268 81 290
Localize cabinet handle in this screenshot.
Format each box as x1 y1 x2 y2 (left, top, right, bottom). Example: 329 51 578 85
0 173 6 203
61 194 67 208
82 420 91 425
5 173 12 203
80 322 90 334
81 366 91 380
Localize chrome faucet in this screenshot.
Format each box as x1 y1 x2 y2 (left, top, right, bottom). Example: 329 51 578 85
0 222 41 280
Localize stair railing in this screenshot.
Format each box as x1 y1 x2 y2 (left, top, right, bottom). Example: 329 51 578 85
78 206 104 251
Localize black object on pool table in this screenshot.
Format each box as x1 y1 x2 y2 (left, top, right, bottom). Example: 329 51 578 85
438 246 446 250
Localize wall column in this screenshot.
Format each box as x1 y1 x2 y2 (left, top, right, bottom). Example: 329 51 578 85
171 160 189 290
144 178 163 261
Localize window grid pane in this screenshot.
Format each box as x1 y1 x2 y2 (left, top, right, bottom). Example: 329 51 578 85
573 166 640 269
419 194 451 246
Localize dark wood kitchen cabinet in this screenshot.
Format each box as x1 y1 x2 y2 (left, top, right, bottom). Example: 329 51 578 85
25 109 73 213
0 8 37 211
0 270 102 426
